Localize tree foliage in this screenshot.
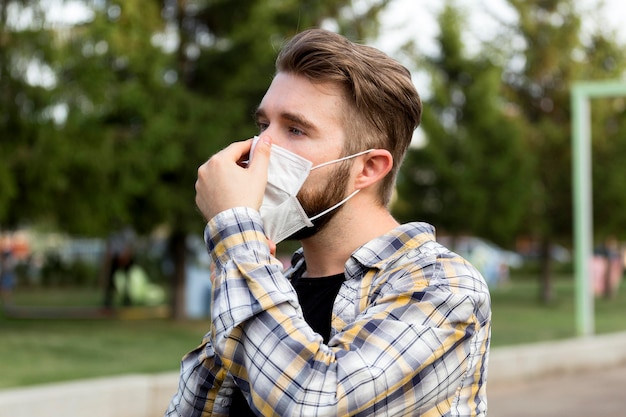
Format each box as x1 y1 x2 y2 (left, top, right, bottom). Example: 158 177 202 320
395 3 533 248
498 0 626 301
394 0 626 303
0 0 62 227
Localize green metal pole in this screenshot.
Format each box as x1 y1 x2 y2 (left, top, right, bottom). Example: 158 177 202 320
571 80 626 337
571 86 593 337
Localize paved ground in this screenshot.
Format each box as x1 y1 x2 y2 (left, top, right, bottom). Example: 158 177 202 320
488 362 626 417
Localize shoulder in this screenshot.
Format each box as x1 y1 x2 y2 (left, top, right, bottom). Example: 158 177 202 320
350 222 490 301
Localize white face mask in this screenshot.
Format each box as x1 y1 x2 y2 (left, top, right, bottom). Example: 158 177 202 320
249 136 372 243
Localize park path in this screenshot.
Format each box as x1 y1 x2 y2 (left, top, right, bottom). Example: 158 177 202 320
487 362 626 417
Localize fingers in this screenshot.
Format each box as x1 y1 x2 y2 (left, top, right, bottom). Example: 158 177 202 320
267 238 277 257
227 138 254 159
195 136 271 221
248 135 272 177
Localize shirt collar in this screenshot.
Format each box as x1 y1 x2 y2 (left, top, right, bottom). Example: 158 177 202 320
287 222 436 280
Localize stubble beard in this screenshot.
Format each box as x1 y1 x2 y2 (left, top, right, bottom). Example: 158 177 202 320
285 162 352 241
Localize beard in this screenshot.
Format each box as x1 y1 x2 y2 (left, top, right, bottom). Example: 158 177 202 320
285 161 352 241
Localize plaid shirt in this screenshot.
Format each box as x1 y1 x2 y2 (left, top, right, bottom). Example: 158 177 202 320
165 207 491 416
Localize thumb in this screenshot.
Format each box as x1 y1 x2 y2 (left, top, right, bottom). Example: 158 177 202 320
249 135 272 178
248 135 272 211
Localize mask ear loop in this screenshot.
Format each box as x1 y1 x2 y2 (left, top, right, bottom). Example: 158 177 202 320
309 189 360 221
310 149 374 171
308 149 374 221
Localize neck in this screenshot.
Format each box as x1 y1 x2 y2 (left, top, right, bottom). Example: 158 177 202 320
299 200 399 277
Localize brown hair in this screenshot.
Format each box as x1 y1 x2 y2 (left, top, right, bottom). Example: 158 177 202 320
276 28 422 206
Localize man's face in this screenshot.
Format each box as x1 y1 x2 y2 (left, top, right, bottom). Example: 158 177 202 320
256 72 352 237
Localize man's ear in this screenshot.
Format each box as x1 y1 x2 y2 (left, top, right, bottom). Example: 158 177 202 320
354 149 393 189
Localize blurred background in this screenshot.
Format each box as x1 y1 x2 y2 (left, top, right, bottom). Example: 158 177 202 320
1 0 625 395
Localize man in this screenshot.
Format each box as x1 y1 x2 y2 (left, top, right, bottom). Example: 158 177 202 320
166 28 490 416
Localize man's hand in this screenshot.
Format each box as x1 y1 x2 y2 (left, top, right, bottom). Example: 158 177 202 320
195 136 272 221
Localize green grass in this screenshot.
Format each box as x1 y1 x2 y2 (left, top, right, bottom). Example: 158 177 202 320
0 317 209 388
490 274 626 346
1 276 625 389
0 287 210 389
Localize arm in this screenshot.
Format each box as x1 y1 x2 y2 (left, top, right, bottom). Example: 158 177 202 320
165 335 230 416
207 209 490 416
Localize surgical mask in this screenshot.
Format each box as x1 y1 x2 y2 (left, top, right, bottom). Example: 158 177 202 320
249 136 372 243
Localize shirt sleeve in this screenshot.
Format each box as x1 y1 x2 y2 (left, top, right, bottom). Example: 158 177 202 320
164 334 231 416
204 207 489 416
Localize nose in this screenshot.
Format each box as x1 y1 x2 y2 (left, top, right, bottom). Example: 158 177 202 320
258 132 292 152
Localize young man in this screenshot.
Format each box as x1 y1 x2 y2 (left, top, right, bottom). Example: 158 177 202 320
166 28 491 416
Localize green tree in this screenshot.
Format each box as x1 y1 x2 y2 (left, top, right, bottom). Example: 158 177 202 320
498 0 626 302
394 3 532 248
0 0 64 228
585 35 626 244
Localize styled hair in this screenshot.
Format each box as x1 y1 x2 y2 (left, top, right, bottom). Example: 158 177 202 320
276 28 422 206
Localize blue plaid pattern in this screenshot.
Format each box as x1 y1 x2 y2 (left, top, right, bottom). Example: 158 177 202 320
165 207 491 416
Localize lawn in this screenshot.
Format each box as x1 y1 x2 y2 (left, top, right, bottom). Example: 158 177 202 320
490 274 626 346
0 287 210 389
1 275 625 389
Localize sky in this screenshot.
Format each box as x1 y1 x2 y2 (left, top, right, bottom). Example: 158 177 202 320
374 0 626 57
372 0 626 98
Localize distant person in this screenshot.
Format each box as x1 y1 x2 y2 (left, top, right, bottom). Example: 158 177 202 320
112 254 164 306
593 236 623 299
102 228 136 308
0 249 16 307
166 29 491 416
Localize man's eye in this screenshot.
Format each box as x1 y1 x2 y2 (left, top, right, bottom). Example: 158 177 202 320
257 122 269 132
289 127 304 136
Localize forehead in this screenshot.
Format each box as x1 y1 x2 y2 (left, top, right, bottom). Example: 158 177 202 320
258 72 346 130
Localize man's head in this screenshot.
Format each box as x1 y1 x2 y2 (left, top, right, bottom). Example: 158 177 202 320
275 28 422 206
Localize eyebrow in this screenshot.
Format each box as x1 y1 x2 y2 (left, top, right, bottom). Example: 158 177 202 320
255 107 318 135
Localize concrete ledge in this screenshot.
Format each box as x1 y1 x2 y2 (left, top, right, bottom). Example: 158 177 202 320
2 331 626 417
0 372 179 417
488 330 626 384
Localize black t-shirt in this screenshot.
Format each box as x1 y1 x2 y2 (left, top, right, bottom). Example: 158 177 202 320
229 273 345 416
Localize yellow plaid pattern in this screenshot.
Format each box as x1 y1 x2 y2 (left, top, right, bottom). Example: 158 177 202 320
165 207 491 416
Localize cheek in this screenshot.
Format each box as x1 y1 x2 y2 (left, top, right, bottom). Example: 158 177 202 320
306 165 352 197
299 171 327 197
